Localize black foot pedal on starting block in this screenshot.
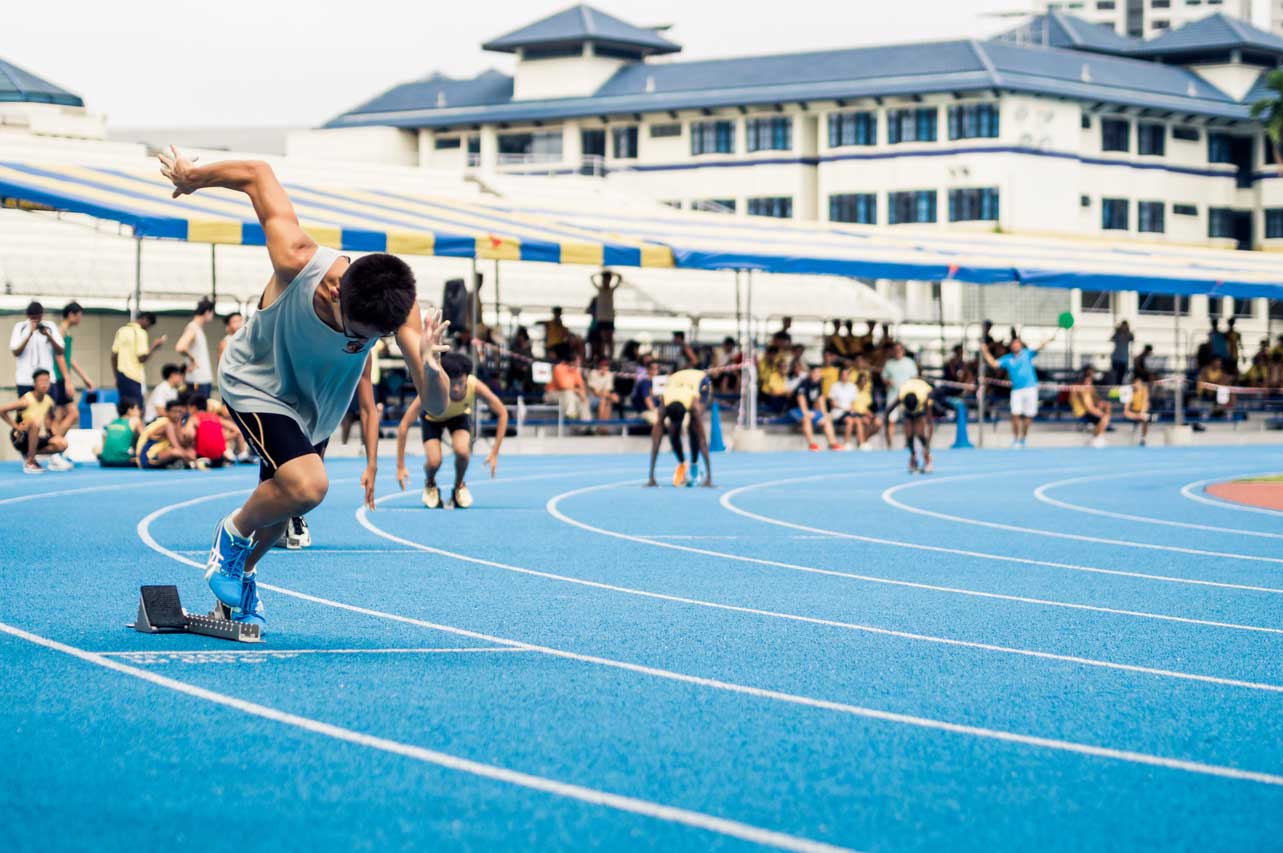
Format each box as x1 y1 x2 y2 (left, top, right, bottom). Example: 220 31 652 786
128 585 263 644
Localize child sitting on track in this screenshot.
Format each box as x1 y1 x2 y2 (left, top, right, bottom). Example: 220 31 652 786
188 394 232 467
97 398 143 468
1 369 71 474
137 397 200 470
646 368 714 488
883 375 936 474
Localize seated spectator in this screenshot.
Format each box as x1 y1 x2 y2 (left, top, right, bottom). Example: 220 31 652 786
188 394 231 466
792 364 843 452
136 397 199 470
541 307 570 360
785 345 808 393
757 346 790 414
145 363 186 421
545 353 590 420
828 365 879 451
1122 371 1155 447
631 359 661 425
818 351 841 397
1243 352 1270 387
824 320 847 358
97 398 143 467
1197 357 1232 411
712 337 741 394
1 369 71 474
1068 367 1110 448
586 357 619 433
1270 351 1283 389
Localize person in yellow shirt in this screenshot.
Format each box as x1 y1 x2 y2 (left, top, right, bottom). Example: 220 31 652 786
137 397 198 469
882 374 936 473
818 351 841 397
647 368 713 488
541 306 570 360
395 352 509 510
1069 366 1111 448
1122 370 1155 446
823 320 847 359
1 369 70 474
111 312 167 405
757 346 790 413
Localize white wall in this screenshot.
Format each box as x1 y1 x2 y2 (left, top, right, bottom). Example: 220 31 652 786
285 126 419 165
512 49 628 100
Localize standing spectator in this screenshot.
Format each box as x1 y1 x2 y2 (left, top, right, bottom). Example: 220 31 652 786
1 369 71 474
1110 320 1133 386
881 342 919 443
10 301 64 396
824 320 847 358
97 398 142 467
217 311 243 363
52 302 93 433
841 320 861 356
1123 371 1154 446
176 298 216 397
541 306 569 360
146 364 186 421
1206 319 1229 367
980 329 1059 448
111 312 166 405
1133 343 1154 378
586 356 619 431
545 352 590 420
1225 317 1243 375
1068 366 1111 448
771 316 793 346
828 365 879 451
857 320 878 353
791 363 843 451
589 270 620 361
631 359 661 425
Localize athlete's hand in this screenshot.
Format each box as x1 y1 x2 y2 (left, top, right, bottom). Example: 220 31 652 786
85 378 95 392
158 145 201 198
485 449 499 479
361 464 377 511
701 478 714 489
396 464 410 491
420 308 450 372
644 478 658 488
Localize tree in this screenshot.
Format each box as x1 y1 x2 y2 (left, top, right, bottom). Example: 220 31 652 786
1249 68 1283 170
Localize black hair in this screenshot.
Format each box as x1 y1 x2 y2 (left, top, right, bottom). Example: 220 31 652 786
342 254 416 334
161 363 183 380
903 392 919 412
117 398 140 416
25 301 43 317
723 336 736 347
440 352 472 381
62 301 83 318
165 397 187 411
195 298 216 316
31 368 50 380
224 311 242 327
188 394 208 410
140 312 158 326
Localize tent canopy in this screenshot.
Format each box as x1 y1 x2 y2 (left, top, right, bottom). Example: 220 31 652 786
1 160 1282 299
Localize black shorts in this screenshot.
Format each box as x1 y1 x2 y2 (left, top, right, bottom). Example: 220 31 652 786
10 429 52 454
421 413 471 443
903 408 929 421
225 406 329 482
51 381 73 407
1081 412 1102 425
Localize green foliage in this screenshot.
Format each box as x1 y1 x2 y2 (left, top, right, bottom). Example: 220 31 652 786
1249 69 1283 166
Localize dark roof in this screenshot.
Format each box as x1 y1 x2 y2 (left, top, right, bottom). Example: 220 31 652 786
1128 12 1283 58
0 57 83 107
482 4 680 56
335 70 512 119
995 11 1141 55
1242 68 1283 105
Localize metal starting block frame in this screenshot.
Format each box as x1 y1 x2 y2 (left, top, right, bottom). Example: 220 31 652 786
128 584 263 644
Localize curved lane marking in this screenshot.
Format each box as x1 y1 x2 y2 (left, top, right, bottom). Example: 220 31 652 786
1181 475 1283 519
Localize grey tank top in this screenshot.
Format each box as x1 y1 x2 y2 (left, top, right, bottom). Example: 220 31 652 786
219 247 375 444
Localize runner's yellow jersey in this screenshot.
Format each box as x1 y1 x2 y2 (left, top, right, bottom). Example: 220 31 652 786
427 376 476 422
662 369 707 407
898 377 933 414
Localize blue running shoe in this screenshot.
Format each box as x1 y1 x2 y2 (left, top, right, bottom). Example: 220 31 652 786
687 463 699 488
205 515 253 608
234 572 266 631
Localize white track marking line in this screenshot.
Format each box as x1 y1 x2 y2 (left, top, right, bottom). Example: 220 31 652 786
883 470 1283 565
130 483 1283 787
93 646 533 657
1181 476 1283 518
0 475 203 506
1034 470 1283 539
718 473 1283 596
0 621 856 853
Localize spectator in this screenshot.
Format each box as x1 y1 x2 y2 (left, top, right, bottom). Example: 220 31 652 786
1244 352 1270 387
187 394 230 467
712 337 741 394
881 342 919 441
1 369 71 474
841 320 862 356
146 364 186 421
1068 366 1110 448
1123 371 1154 446
136 397 198 470
791 363 843 451
824 320 847 358
1133 343 1154 377
1197 356 1232 412
97 398 142 467
1271 350 1283 389
828 365 879 451
819 350 841 396
980 328 1059 448
1206 319 1229 367
217 311 243 363
546 352 590 420
587 356 619 431
176 298 216 397
858 320 878 353
943 344 974 390
508 325 535 394
758 346 790 413
112 312 166 405
669 330 699 369
1109 320 1133 386
589 270 621 361
1225 317 1243 375
541 307 569 360
785 345 808 394
631 359 661 425
10 301 64 397
1272 334 1283 362
771 316 793 346
52 302 93 433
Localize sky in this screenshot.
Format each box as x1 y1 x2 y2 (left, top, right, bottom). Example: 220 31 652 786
3 0 1273 129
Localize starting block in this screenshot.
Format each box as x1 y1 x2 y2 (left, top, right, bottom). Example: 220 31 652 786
128 584 263 644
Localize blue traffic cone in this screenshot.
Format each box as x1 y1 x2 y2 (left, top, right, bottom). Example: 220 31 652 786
951 398 973 449
708 400 726 452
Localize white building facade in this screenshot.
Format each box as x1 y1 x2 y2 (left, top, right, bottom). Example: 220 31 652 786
1044 0 1253 38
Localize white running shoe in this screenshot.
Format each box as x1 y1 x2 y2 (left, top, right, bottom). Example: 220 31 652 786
46 453 73 472
453 484 473 509
286 516 310 549
422 485 441 509
1091 435 1107 449
23 461 44 475
859 443 874 453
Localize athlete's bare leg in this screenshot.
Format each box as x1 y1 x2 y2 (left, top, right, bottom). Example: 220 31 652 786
231 454 328 535
450 428 471 490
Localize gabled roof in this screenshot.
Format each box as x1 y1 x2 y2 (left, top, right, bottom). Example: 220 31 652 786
0 57 83 107
1128 12 1283 57
334 70 512 120
482 4 680 56
1242 68 1283 105
995 11 1141 56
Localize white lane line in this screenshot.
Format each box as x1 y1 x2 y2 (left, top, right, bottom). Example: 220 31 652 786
177 548 424 555
550 481 1283 633
0 621 856 853
1034 470 1283 539
93 647 534 657
1181 476 1283 519
131 483 1283 787
0 475 205 507
883 470 1283 566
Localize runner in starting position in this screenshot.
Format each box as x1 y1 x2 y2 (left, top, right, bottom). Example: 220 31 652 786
646 368 714 488
159 146 451 633
883 375 936 473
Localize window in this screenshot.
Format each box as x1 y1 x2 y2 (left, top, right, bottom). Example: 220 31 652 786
523 45 582 60
828 111 877 147
948 188 1000 222
947 103 999 140
1152 0 1170 6
1266 208 1283 238
1208 132 1233 163
498 131 563 162
693 199 736 214
888 190 938 224
1270 300 1283 320
1138 201 1165 233
888 108 938 144
690 120 735 155
1081 194 1092 207
1137 123 1165 156
747 196 793 218
581 129 606 157
1152 19 1169 28
434 136 461 150
1139 294 1190 314
611 126 638 159
1173 203 1198 216
1081 113 1092 129
659 200 682 209
1102 198 1129 230
747 117 792 152
1097 0 1116 7
1081 291 1113 313
1208 207 1235 238
1172 126 1200 141
1230 298 1254 317
649 123 681 138
1101 118 1130 152
829 193 877 224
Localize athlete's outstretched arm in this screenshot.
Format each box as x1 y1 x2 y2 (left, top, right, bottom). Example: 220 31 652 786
474 383 509 478
394 308 450 419
395 397 423 490
356 358 380 510
158 147 314 280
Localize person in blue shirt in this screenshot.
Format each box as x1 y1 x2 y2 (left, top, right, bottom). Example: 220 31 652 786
981 328 1059 448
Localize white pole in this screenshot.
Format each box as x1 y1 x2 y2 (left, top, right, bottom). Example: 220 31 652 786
132 236 143 321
